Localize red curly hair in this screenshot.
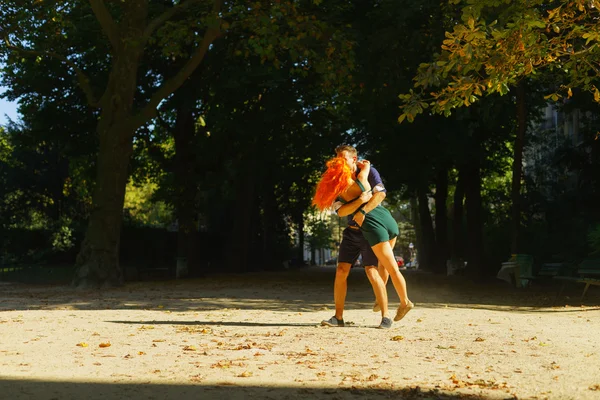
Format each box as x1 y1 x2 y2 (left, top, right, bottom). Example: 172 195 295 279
312 157 353 210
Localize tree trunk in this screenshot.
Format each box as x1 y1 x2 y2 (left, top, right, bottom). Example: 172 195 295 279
464 160 484 278
261 188 279 269
511 81 527 254
73 122 134 288
173 104 197 278
226 150 257 272
297 213 305 265
73 24 145 288
451 170 465 261
409 195 421 266
417 185 436 271
433 166 449 274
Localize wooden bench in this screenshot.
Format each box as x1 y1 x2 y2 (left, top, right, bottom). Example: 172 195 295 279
554 259 600 302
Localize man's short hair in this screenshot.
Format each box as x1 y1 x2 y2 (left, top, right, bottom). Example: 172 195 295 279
335 145 357 156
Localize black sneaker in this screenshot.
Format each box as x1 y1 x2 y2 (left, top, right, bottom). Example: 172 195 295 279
321 316 344 327
377 317 392 329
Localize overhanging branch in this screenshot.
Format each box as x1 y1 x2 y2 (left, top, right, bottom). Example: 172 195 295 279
132 0 224 128
5 40 99 108
89 0 120 50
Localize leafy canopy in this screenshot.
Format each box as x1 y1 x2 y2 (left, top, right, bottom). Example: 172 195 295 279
399 0 600 122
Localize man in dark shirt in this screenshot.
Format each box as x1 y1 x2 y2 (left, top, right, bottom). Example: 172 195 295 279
321 145 392 329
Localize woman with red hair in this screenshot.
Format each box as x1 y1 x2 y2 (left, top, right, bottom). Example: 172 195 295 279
313 157 414 324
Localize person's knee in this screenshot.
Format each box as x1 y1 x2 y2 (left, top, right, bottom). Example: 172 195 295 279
364 266 381 282
336 263 351 278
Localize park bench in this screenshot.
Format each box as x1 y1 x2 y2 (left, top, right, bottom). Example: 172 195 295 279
521 262 565 283
553 258 600 302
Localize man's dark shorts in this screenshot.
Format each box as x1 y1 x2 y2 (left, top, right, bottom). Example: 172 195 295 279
338 227 378 267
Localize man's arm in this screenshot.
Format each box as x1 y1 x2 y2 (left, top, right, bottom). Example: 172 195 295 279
352 190 385 226
362 190 386 213
334 191 372 217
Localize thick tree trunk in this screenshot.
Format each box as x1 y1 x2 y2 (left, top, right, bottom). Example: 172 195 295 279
464 160 484 278
451 171 465 261
433 166 449 274
73 122 134 288
73 35 144 288
511 82 527 254
417 185 436 271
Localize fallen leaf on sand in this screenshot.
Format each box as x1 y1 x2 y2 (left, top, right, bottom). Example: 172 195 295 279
99 342 111 348
76 342 88 347
391 336 404 341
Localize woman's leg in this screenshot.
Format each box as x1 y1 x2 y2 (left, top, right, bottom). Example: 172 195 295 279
378 262 390 286
371 238 410 307
365 266 389 318
372 262 390 312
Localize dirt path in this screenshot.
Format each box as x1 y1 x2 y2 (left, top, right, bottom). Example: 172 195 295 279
1 267 599 399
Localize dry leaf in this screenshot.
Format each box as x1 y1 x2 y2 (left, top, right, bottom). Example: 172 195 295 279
238 371 253 377
184 345 197 351
474 337 485 342
391 336 404 341
99 342 111 348
76 342 88 347
138 351 146 355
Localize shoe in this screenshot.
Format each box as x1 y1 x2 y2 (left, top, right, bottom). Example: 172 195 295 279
321 316 344 327
372 302 380 312
377 317 392 329
394 301 414 321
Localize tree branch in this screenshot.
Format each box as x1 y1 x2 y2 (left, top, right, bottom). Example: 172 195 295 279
89 0 120 50
143 0 205 45
5 40 99 108
132 0 223 128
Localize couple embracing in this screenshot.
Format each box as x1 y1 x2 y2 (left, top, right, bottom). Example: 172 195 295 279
313 145 414 329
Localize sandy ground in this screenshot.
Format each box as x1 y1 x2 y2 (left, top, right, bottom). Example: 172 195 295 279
1 266 599 400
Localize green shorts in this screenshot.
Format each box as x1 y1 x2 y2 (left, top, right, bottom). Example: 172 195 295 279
360 206 399 246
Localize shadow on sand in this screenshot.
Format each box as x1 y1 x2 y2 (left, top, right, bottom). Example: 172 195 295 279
0 378 498 400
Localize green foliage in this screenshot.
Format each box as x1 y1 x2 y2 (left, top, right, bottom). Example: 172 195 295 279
50 217 75 252
588 225 600 256
123 180 173 228
399 0 600 121
304 210 336 250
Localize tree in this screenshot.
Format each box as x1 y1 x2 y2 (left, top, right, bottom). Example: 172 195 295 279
397 0 600 256
399 0 600 121
1 1 354 287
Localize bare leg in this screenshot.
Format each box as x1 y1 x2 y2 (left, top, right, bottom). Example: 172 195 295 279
378 262 389 286
333 262 352 320
365 266 390 319
372 238 410 307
